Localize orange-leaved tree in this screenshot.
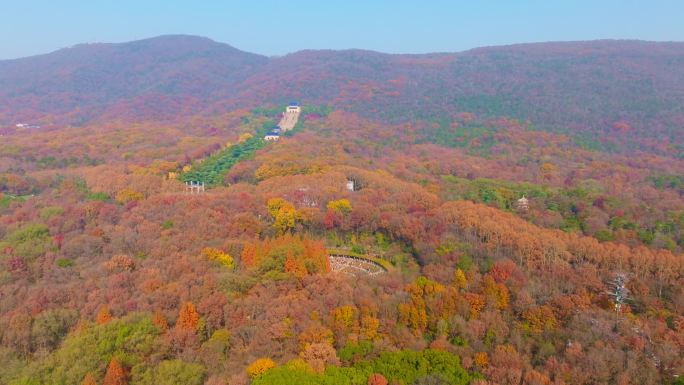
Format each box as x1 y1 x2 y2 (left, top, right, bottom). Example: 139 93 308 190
152 309 168 331
103 357 127 385
474 352 489 368
176 301 200 332
368 373 388 385
241 234 329 275
300 342 340 373
82 373 98 385
96 305 112 325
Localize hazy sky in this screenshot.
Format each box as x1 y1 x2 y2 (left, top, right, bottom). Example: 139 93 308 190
2 0 683 59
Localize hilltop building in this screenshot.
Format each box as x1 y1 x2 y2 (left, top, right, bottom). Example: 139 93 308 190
185 181 206 194
15 123 41 129
346 179 355 191
264 131 280 141
516 195 529 211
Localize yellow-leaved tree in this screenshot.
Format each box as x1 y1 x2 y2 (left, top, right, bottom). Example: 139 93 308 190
115 188 144 204
238 133 253 143
453 268 468 291
246 358 277 378
267 198 301 234
202 247 235 269
326 199 352 215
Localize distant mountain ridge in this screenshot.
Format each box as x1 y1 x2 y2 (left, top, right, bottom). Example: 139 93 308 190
1 35 684 142
0 35 268 123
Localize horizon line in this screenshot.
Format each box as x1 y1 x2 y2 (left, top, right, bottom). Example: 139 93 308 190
3 34 684 61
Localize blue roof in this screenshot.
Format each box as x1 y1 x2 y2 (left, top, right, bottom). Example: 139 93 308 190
288 101 299 106
266 131 280 136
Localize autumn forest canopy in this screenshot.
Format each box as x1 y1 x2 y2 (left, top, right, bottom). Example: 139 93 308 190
0 35 683 385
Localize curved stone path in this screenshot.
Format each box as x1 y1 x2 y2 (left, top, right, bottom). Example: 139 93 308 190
329 253 387 276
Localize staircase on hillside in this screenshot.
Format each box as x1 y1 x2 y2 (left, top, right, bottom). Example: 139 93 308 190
264 102 301 140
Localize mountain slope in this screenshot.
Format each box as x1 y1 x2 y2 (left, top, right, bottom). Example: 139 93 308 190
1 36 684 143
241 41 684 139
0 35 268 122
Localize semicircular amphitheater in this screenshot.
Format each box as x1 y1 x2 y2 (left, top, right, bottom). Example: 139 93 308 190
328 251 388 276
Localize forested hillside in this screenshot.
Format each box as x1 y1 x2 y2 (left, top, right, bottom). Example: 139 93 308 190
2 36 684 153
0 37 683 385
0 35 268 123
